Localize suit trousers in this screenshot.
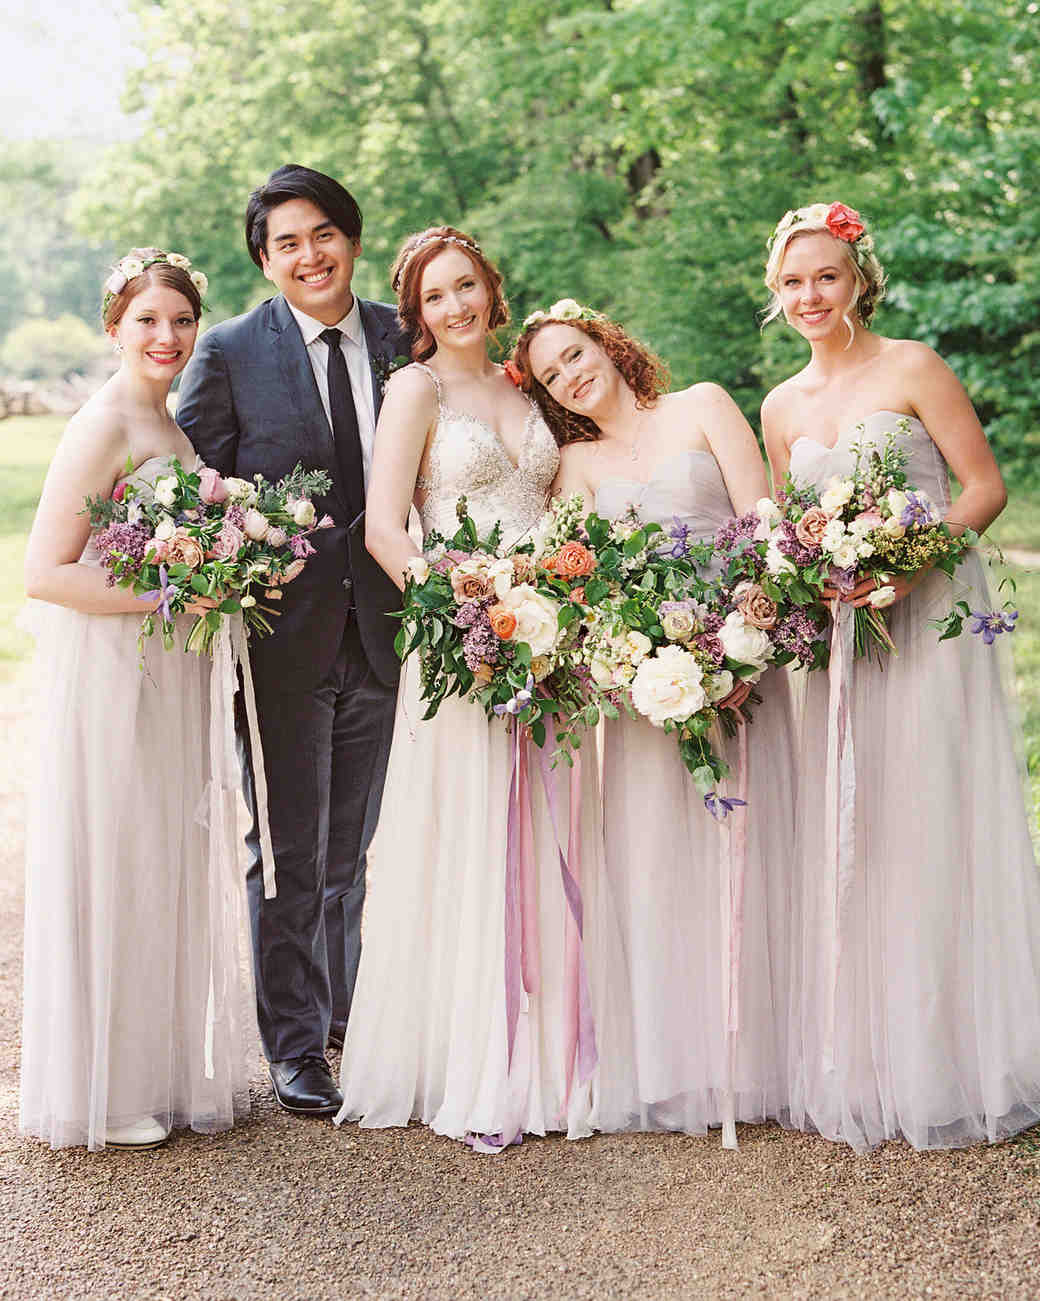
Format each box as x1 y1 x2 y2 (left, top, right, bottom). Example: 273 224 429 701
238 614 397 1061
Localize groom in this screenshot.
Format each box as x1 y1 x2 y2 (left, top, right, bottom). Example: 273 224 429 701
178 164 408 1114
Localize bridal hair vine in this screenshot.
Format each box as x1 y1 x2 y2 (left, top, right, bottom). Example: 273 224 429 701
520 298 603 332
391 233 483 291
769 202 874 266
102 251 209 315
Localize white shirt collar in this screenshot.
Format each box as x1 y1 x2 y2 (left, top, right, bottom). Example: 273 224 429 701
286 294 364 348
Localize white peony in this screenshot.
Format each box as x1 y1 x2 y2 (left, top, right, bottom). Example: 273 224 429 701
718 610 774 674
498 583 560 657
705 668 735 703
868 585 896 608
765 543 796 576
831 541 860 570
820 518 847 554
405 556 431 584
243 508 271 541
154 515 176 541
820 476 855 516
488 557 514 599
631 645 707 726
153 475 178 508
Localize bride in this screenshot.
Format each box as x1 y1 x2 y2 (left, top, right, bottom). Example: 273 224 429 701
336 228 631 1147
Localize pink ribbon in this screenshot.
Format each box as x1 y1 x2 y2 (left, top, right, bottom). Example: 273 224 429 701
822 601 857 1072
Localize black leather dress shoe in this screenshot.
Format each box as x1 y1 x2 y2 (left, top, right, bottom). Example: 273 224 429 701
327 1022 346 1052
269 1056 343 1115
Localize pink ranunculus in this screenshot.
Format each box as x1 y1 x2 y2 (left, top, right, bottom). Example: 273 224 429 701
445 549 470 565
198 467 229 504
112 481 127 503
854 509 884 530
210 520 245 561
826 202 865 244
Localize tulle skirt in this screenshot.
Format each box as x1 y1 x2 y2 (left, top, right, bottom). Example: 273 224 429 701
787 556 1040 1151
337 665 633 1146
19 601 251 1150
597 668 796 1134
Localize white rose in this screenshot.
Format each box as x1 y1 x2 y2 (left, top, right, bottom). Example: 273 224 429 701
855 539 876 559
498 583 560 657
705 668 735 703
868 585 896 608
831 541 859 569
153 475 178 508
488 557 514 599
631 645 707 726
549 297 584 320
886 489 909 519
154 515 176 541
882 517 906 540
190 270 209 298
848 515 875 541
243 508 271 541
624 630 652 663
405 556 431 584
718 610 774 674
223 477 257 506
765 543 796 576
755 497 782 527
291 498 317 528
820 518 847 554
126 501 143 526
120 257 145 280
820 476 855 515
166 252 191 270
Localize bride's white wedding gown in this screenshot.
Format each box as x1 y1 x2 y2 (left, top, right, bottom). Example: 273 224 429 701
337 366 634 1146
19 454 250 1151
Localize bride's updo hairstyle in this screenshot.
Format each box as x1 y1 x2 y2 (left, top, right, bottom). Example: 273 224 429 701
102 248 204 331
762 201 886 332
512 305 669 446
390 226 509 362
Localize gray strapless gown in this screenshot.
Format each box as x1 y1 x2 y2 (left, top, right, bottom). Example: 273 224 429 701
595 449 796 1132
787 412 1040 1151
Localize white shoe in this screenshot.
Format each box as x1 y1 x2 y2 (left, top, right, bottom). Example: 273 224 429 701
105 1117 170 1150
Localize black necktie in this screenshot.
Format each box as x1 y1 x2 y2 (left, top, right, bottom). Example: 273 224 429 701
319 327 365 522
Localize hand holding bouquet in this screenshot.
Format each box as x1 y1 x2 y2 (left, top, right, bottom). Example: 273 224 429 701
86 458 333 655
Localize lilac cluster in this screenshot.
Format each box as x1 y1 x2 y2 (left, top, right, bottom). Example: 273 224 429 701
694 631 725 666
774 608 824 667
713 513 759 553
454 598 501 670
774 518 819 566
225 504 245 528
94 521 152 583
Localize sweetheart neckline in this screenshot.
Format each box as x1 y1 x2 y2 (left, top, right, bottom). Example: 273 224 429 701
790 410 926 457
435 401 544 476
594 447 720 495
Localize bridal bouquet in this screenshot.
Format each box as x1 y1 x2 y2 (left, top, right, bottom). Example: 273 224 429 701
86 459 333 654
535 496 775 810
766 420 990 658
396 497 588 750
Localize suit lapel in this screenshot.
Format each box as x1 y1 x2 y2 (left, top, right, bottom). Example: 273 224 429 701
358 298 394 425
269 296 347 511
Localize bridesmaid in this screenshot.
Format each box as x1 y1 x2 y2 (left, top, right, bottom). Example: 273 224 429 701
513 303 795 1141
761 200 1040 1151
20 250 249 1150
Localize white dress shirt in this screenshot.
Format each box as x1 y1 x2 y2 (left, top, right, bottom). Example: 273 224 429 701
286 296 377 484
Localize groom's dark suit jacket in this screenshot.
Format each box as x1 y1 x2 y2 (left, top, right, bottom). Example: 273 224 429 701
177 294 409 692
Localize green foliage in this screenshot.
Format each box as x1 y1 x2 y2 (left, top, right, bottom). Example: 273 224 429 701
59 0 1040 484
0 315 107 381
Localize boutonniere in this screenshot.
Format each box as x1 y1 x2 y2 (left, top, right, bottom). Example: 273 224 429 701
373 352 411 394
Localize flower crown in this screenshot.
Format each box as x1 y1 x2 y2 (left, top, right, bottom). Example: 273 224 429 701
102 251 209 315
392 233 482 291
520 298 602 332
769 202 874 266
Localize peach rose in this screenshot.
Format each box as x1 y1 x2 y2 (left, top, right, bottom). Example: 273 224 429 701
488 603 518 640
450 564 493 603
165 528 205 570
734 582 778 630
545 540 596 579
825 201 865 244
795 506 829 549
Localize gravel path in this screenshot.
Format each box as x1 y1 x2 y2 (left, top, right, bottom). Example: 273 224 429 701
2 672 1039 1300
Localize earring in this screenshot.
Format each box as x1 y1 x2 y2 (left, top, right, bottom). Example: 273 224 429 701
113 340 124 354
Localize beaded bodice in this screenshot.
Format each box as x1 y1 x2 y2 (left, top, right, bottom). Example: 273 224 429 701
411 364 560 548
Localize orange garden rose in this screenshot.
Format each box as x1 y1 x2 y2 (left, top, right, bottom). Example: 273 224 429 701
488 603 518 640
825 201 865 243
546 540 596 579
